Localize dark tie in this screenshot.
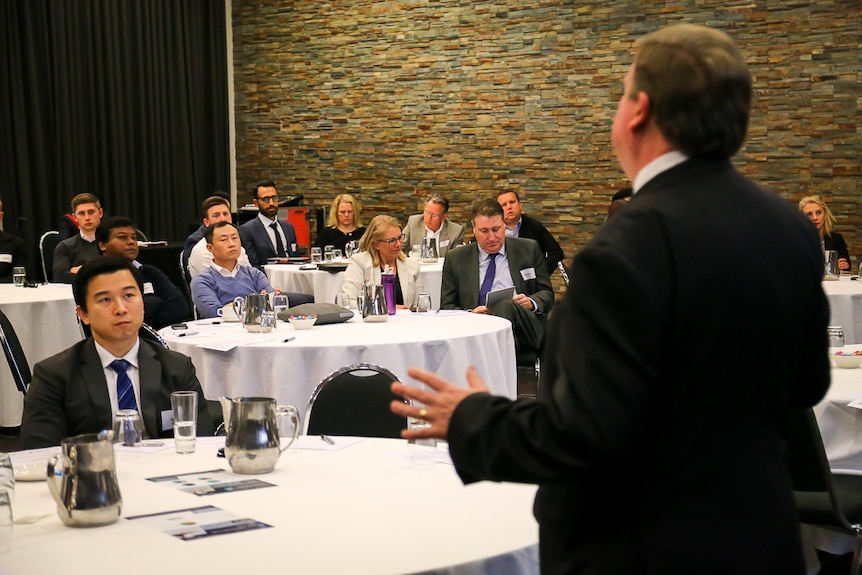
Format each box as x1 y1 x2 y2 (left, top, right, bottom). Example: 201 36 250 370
270 222 287 257
479 253 498 306
111 359 138 411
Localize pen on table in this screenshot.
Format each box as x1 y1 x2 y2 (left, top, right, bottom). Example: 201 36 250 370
176 331 199 337
320 434 335 445
282 337 296 343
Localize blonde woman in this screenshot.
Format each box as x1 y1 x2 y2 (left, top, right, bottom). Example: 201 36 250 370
341 215 425 308
315 193 365 254
799 195 851 271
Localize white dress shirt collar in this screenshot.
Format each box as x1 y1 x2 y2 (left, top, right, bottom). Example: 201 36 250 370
633 150 689 193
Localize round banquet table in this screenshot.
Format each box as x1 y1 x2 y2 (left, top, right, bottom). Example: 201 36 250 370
5 437 539 575
813 345 862 469
159 310 517 414
0 284 81 426
265 260 444 309
822 276 862 344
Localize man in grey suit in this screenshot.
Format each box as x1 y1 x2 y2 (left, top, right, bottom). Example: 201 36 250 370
401 194 465 257
239 180 300 268
22 256 213 448
393 24 828 574
441 198 554 355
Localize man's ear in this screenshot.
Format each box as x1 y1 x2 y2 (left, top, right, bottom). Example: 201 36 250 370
76 305 90 326
628 91 651 131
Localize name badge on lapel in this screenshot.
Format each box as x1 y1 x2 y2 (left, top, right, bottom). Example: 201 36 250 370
161 410 174 432
143 282 155 295
520 268 537 281
440 239 450 248
291 243 297 252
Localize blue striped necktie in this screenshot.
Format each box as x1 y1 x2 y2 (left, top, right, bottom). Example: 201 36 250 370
111 359 138 411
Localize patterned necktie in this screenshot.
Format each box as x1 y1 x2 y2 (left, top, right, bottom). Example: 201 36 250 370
479 253 498 306
111 359 138 411
270 222 287 257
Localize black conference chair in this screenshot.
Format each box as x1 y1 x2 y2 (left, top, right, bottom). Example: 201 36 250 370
304 363 410 438
39 230 61 282
787 408 862 573
178 250 198 320
139 323 169 349
0 309 31 394
557 260 571 287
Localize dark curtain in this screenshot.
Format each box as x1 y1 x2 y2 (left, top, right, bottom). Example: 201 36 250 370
0 0 229 274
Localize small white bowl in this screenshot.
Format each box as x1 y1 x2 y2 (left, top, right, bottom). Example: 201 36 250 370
289 316 317 330
832 353 862 369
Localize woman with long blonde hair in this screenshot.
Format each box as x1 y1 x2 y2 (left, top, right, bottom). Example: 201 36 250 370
315 193 365 253
799 195 851 271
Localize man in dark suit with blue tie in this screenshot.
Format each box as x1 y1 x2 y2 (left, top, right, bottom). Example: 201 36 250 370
239 180 299 268
441 198 555 356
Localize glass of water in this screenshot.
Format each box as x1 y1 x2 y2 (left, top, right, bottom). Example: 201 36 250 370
271 294 290 321
171 391 198 454
0 453 13 501
12 267 25 287
324 245 335 262
311 247 322 263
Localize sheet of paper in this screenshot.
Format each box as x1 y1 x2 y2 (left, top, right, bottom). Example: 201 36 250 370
126 505 271 540
147 468 276 496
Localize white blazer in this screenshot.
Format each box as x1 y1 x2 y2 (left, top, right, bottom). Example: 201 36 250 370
341 251 425 307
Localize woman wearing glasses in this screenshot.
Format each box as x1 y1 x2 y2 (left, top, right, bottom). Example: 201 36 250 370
342 215 425 308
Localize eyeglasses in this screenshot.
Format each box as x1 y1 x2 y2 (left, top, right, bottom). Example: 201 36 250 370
379 236 403 246
258 195 279 204
424 210 444 219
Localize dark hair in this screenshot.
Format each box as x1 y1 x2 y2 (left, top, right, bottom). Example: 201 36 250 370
426 194 450 214
95 216 136 246
470 198 505 221
633 24 751 158
496 190 521 202
201 195 231 219
73 256 143 312
204 220 237 244
253 180 277 199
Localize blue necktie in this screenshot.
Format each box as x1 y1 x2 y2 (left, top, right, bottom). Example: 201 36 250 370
270 222 287 257
479 253 498 306
111 359 138 411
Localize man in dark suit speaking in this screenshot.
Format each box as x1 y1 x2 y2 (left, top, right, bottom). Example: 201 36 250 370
440 198 554 356
22 257 213 448
239 179 300 268
392 24 829 575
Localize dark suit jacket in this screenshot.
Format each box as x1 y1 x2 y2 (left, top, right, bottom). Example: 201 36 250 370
22 338 214 449
517 214 564 276
139 264 190 328
239 217 299 268
447 159 829 574
0 230 28 283
440 237 555 315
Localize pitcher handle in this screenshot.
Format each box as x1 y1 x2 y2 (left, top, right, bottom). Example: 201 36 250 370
276 404 301 453
233 296 245 320
46 452 71 512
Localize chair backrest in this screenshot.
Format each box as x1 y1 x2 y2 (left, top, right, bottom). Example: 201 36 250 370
177 250 197 319
139 323 169 349
39 230 61 282
0 309 31 394
786 408 854 529
304 363 409 438
557 260 571 286
135 228 149 242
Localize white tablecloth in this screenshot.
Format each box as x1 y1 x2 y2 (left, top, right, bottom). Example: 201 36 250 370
265 260 445 308
5 437 539 574
814 351 862 468
160 310 517 417
822 277 862 344
0 284 81 426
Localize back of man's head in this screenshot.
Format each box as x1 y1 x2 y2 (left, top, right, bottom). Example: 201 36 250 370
71 193 102 212
204 220 236 245
73 256 143 312
633 24 751 158
95 216 136 246
471 198 505 222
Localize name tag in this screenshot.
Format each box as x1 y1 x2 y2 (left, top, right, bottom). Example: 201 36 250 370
291 243 297 252
0 254 12 264
520 268 537 281
440 239 450 248
143 282 155 295
161 410 174 432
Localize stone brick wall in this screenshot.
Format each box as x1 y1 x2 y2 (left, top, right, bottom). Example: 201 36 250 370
232 0 861 283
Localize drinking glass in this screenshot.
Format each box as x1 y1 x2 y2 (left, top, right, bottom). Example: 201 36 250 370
335 292 350 308
332 249 343 260
311 247 323 263
171 391 198 454
0 491 11 553
271 294 290 320
324 245 335 262
0 453 13 500
113 410 144 447
12 267 25 287
415 292 432 313
828 325 845 353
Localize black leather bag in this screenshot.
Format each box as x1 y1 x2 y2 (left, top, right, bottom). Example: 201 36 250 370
278 302 353 325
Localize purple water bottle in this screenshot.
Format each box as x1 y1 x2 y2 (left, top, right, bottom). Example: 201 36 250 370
381 267 396 315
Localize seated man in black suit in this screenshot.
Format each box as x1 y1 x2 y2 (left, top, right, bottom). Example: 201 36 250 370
96 216 189 328
52 193 104 283
22 256 213 448
0 198 28 283
441 198 555 356
496 191 564 276
239 180 300 268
